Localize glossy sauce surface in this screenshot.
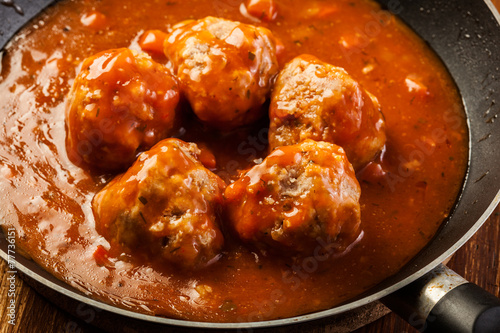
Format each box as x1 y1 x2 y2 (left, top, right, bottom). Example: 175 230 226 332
0 0 468 322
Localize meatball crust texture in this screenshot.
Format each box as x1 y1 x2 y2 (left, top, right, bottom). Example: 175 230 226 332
269 54 386 170
66 48 180 171
93 138 226 269
164 16 279 130
224 139 361 256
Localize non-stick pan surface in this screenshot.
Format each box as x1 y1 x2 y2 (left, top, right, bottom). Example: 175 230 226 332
1 0 499 331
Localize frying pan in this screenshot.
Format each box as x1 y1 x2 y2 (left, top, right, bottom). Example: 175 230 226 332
1 0 500 331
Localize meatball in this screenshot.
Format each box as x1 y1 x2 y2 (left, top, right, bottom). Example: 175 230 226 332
93 138 226 269
268 54 386 170
65 48 180 171
224 139 361 256
164 17 279 130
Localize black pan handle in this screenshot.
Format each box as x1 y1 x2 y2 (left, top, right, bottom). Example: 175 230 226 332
382 264 500 333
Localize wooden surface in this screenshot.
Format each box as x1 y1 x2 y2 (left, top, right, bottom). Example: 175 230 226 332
0 203 498 333
2 2 500 333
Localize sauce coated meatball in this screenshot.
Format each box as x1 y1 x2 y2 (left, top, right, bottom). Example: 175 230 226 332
164 17 279 130
93 138 226 269
224 139 361 256
65 48 180 171
269 54 386 170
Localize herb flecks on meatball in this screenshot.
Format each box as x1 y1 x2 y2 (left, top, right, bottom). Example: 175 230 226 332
224 139 361 256
164 16 279 130
65 48 180 171
269 54 386 170
93 138 226 270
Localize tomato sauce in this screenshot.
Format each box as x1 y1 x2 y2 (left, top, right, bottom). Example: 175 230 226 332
0 0 468 322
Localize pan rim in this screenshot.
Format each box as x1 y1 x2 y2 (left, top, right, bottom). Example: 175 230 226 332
1 0 500 329
1 191 499 329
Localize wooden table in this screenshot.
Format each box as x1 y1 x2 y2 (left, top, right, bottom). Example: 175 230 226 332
2 2 500 333
1 203 499 333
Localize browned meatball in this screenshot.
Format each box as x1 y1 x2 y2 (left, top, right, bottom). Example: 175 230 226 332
224 139 361 256
164 17 279 130
269 54 386 170
65 48 180 171
93 138 226 269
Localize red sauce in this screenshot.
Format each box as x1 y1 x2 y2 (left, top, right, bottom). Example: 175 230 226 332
0 0 468 322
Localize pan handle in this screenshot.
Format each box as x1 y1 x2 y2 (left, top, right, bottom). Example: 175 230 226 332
382 264 500 333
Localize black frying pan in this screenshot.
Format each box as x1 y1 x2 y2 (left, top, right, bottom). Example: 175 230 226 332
1 0 500 332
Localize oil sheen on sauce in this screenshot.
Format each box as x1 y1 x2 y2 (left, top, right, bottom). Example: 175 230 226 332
0 0 468 322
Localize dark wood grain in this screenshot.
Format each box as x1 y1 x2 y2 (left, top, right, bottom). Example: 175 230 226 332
1 2 499 332
354 203 500 333
1 203 498 333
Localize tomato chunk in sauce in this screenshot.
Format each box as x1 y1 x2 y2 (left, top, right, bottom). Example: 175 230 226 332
0 0 468 322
